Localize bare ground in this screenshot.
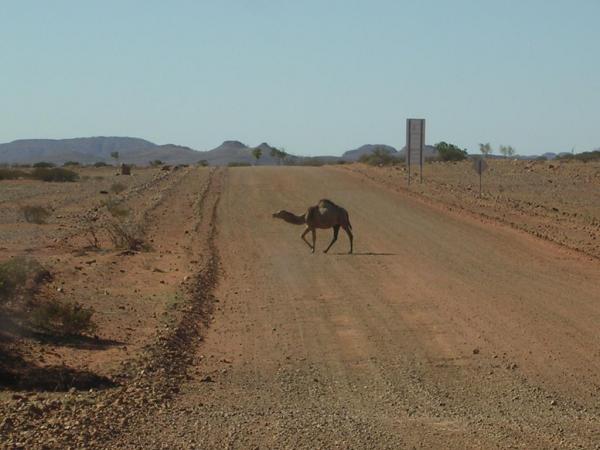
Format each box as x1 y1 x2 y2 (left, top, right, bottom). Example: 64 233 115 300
340 160 600 259
1 165 599 449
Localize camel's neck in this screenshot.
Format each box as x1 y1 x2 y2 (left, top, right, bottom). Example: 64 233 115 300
277 211 306 225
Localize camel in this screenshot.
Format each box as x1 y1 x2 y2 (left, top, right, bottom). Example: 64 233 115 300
272 199 353 254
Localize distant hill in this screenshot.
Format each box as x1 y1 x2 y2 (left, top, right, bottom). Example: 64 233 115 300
0 136 320 166
0 136 457 166
124 144 204 165
201 141 285 166
0 137 213 166
200 141 321 166
342 144 398 161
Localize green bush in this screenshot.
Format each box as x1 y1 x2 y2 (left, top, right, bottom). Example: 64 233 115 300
31 300 97 336
557 150 600 162
21 205 51 224
63 161 81 167
227 162 251 167
0 168 28 180
31 167 79 182
435 142 468 161
0 257 47 305
33 162 56 168
359 148 401 166
93 161 110 167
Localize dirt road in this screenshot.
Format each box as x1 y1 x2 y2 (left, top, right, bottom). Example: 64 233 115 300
110 167 598 449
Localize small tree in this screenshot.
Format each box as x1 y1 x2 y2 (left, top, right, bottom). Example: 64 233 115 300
251 148 262 165
110 151 120 164
479 143 493 157
270 147 287 165
499 145 516 158
435 142 468 161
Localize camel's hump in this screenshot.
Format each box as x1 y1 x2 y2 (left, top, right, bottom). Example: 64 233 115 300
318 198 338 207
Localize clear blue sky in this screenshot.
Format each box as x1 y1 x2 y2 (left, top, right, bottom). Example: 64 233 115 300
1 1 598 156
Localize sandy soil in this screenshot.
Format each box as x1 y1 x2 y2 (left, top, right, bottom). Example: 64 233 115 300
2 165 599 449
1 166 209 379
340 160 600 259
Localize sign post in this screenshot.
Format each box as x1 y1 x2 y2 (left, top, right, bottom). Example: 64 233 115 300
406 119 425 185
472 157 488 197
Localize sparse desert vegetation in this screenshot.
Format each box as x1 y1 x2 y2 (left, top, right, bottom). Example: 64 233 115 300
31 167 79 182
21 205 51 224
30 299 97 336
358 147 402 166
0 256 95 336
0 168 28 180
0 256 48 306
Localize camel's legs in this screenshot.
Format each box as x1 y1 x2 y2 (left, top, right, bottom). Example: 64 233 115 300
301 227 314 252
342 225 353 254
311 229 316 254
324 225 340 253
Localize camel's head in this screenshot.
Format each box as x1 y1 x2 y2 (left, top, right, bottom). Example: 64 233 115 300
272 210 285 219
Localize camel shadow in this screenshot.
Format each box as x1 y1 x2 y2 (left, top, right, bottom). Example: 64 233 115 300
332 252 397 256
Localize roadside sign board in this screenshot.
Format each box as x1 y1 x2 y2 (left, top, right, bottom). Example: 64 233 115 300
471 157 488 196
472 157 488 175
406 119 425 165
406 118 425 184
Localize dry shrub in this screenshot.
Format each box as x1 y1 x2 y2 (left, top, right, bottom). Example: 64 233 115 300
32 162 56 168
0 257 49 306
31 300 97 336
102 197 130 218
21 205 51 224
106 220 146 251
31 167 79 182
82 217 101 249
359 148 402 166
110 182 126 194
0 168 28 180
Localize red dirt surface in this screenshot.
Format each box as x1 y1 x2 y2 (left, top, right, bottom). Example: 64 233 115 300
1 165 599 449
